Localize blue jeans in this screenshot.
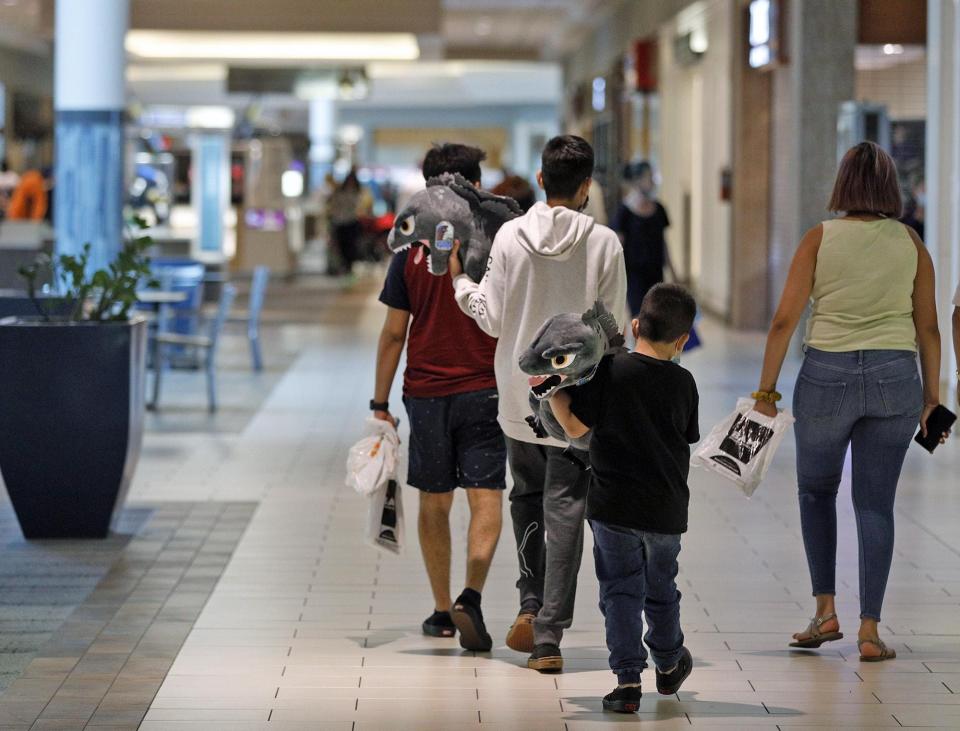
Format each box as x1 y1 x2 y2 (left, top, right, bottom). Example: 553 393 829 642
794 348 922 621
590 520 685 683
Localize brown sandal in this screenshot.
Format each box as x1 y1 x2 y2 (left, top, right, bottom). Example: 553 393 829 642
858 637 896 662
788 613 844 648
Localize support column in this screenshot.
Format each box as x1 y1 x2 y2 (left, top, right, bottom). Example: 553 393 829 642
926 0 960 398
53 0 128 272
308 98 336 190
730 1 772 330
767 0 857 317
191 133 230 257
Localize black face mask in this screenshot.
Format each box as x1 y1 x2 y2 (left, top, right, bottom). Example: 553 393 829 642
576 195 590 213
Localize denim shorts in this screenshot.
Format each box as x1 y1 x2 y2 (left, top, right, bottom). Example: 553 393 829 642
403 388 507 493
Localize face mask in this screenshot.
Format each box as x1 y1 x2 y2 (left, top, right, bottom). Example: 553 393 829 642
915 192 926 207
576 195 590 213
671 342 683 364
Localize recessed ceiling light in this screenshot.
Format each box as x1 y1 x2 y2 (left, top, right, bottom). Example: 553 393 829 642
126 31 420 62
883 43 904 55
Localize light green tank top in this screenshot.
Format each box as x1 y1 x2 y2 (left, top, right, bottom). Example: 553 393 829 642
805 218 918 352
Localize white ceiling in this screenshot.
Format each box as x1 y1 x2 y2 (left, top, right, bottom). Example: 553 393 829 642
1 0 618 62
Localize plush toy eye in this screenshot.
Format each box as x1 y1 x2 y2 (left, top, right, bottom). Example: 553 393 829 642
551 353 576 369
398 216 415 236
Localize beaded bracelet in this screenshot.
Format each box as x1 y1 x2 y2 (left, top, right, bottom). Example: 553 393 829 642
751 390 783 404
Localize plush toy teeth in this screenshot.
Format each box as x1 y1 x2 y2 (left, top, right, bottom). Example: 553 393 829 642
530 374 564 399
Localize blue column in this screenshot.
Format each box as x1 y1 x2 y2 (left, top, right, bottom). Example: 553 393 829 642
54 111 124 270
53 0 128 272
192 134 229 255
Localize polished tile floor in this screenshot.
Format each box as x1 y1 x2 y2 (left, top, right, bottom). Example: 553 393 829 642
3 272 958 730
131 280 960 730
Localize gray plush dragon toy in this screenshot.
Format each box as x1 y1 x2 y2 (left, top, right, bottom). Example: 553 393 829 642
386 172 523 283
519 301 625 451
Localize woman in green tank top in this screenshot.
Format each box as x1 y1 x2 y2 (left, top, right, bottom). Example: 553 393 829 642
753 142 948 662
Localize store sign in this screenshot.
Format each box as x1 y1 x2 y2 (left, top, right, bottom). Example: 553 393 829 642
748 0 781 69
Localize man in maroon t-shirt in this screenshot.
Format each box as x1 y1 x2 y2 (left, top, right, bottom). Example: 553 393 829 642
372 144 505 652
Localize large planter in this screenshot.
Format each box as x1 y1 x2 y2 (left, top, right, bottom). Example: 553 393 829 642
0 317 147 538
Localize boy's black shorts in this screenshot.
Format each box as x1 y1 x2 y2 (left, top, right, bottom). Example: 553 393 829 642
403 388 507 493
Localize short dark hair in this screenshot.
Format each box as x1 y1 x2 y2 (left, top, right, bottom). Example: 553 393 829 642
637 284 697 344
828 141 902 218
422 143 486 184
540 135 594 199
624 160 652 181
492 175 536 212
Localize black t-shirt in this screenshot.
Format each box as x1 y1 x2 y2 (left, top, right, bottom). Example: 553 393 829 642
611 202 670 272
568 350 699 534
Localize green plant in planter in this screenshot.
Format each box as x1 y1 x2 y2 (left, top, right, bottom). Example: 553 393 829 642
18 217 158 322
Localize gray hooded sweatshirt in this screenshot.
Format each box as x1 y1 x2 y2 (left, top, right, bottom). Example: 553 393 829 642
453 201 627 446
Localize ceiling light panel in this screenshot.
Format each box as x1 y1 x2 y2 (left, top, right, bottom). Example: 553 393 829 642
126 31 420 61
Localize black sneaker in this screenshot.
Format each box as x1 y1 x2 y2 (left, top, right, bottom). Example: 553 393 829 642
527 643 563 672
602 685 642 713
451 593 492 651
421 610 455 638
656 647 693 695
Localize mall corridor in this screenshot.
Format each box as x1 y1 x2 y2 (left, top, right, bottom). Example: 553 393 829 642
2 1 960 728
3 274 955 730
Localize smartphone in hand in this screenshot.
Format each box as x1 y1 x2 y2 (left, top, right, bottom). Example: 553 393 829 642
914 405 957 453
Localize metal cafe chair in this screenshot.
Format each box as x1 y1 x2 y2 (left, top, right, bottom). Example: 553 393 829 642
149 283 236 413
228 265 270 371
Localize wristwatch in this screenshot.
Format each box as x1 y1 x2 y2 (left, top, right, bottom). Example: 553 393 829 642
369 399 389 412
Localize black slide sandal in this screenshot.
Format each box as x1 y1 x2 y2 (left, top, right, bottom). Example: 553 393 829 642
422 611 456 638
451 599 492 651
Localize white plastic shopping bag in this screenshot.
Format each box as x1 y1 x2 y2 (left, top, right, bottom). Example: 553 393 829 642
345 417 405 554
692 398 795 497
346 417 401 496
366 478 405 555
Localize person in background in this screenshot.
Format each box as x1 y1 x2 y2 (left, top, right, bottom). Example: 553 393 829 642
450 135 627 673
7 168 48 222
901 179 925 241
327 171 371 277
373 142 504 652
492 175 536 213
548 284 699 712
613 161 675 318
0 159 19 217
753 142 948 662
584 178 608 226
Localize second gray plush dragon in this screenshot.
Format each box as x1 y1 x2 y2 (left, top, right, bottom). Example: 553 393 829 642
519 301 625 451
386 172 523 283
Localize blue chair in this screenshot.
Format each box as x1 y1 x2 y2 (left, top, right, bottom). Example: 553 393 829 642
145 261 206 363
227 266 269 371
149 283 236 413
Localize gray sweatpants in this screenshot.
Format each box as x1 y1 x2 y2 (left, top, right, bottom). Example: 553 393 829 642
506 437 591 647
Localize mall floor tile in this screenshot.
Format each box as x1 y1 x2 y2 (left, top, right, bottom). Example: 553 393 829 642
2 272 959 729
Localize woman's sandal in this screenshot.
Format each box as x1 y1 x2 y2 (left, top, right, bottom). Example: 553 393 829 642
858 637 897 662
788 613 844 648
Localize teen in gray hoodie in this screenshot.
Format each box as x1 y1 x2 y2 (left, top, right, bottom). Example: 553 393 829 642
449 135 627 672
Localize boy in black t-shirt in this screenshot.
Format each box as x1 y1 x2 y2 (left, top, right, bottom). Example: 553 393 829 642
549 284 699 713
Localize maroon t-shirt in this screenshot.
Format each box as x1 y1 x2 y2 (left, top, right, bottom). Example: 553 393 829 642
379 249 497 398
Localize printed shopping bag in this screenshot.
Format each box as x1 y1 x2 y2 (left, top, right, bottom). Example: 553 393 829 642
692 398 794 496
366 478 404 554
